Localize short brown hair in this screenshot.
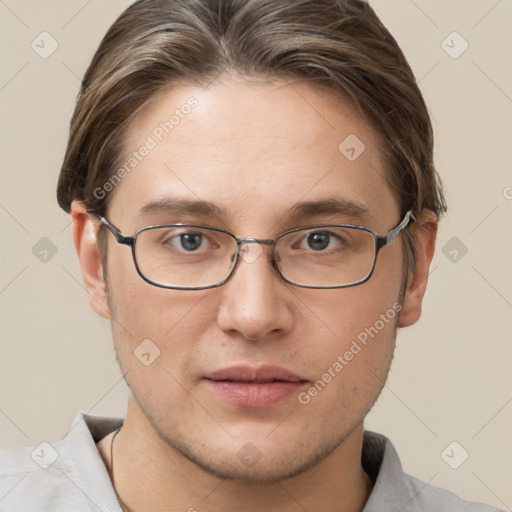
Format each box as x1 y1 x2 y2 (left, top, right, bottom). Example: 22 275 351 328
57 0 446 268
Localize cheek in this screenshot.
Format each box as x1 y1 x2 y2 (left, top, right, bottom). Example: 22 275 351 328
308 286 400 378
309 245 403 352
104 247 214 383
295 245 403 408
106 270 214 422
296 297 399 432
106 244 206 336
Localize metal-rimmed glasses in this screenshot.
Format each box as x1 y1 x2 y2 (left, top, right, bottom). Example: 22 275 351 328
95 210 415 290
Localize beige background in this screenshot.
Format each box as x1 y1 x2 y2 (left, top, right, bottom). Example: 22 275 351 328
1 0 511 508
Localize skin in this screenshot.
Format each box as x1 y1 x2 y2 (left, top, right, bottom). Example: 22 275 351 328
72 75 437 512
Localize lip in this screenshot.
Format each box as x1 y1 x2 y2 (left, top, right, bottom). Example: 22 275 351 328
203 365 309 408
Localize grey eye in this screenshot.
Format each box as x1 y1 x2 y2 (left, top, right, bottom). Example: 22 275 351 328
306 231 332 251
178 232 203 251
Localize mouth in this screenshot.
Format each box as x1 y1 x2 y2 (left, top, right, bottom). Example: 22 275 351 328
203 365 309 408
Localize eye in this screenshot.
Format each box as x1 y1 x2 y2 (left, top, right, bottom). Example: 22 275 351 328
162 230 207 252
305 231 331 251
299 230 344 252
176 232 203 251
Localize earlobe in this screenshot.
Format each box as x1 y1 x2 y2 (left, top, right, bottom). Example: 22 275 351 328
398 210 438 328
70 201 111 319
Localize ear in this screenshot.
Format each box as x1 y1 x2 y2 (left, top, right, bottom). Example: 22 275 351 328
398 209 438 328
70 201 111 319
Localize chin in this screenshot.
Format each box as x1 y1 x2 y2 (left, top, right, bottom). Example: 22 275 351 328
174 447 324 484
155 420 351 484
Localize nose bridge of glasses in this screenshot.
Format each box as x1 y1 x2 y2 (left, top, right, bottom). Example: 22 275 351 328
235 237 275 265
237 237 274 247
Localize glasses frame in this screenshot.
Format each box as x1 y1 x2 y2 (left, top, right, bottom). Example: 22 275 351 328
95 210 415 290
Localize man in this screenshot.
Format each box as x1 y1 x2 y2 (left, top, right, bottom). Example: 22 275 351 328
0 0 504 510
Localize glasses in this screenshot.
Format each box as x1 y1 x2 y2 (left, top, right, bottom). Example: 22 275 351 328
95 211 415 290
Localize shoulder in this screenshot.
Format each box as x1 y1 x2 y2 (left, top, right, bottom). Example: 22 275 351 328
0 441 88 511
400 472 505 512
362 431 505 512
0 413 124 512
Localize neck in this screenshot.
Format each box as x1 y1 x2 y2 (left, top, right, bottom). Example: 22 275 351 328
104 397 372 512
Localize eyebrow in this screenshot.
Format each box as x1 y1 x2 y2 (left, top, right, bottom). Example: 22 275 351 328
287 197 372 223
137 196 372 224
138 198 228 219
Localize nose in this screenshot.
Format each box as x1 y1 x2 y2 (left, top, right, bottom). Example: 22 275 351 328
216 242 294 341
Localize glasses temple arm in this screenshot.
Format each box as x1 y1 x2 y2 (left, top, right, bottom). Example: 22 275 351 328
95 215 134 245
385 210 417 244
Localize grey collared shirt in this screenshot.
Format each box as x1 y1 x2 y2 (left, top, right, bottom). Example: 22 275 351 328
0 413 504 511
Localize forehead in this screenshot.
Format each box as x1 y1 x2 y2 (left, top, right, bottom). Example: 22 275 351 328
111 76 399 231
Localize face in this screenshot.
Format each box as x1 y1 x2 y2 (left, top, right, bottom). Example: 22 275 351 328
81 76 413 482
